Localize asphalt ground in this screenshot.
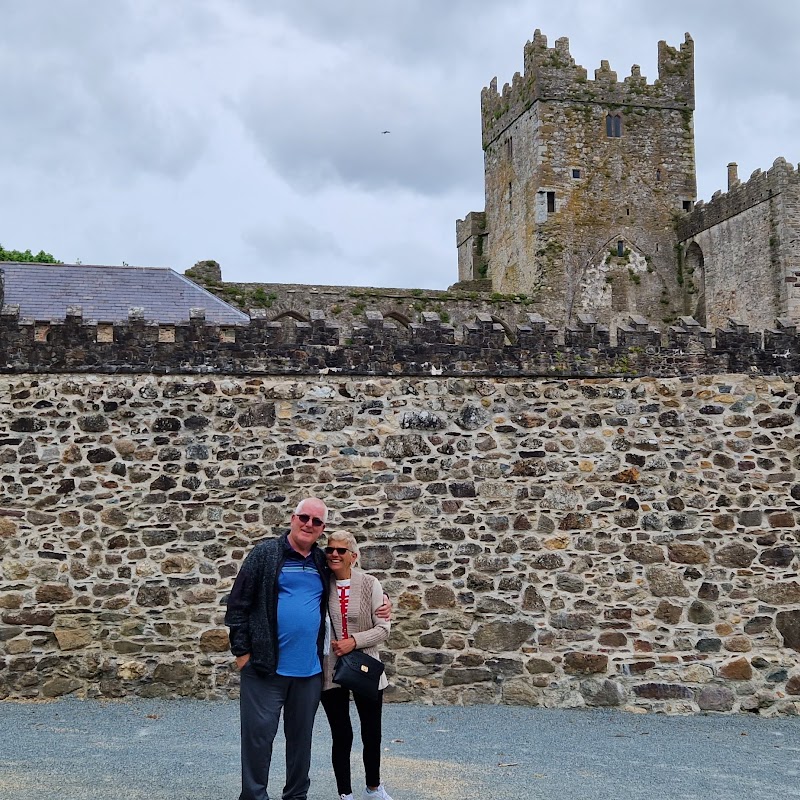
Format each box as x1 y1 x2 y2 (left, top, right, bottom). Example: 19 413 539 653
1 699 800 800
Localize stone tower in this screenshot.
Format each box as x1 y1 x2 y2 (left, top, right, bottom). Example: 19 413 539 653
457 30 696 326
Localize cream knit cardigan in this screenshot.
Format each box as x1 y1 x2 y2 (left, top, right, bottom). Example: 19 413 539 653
322 568 390 692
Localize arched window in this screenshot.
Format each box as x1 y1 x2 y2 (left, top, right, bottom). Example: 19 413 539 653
606 113 622 138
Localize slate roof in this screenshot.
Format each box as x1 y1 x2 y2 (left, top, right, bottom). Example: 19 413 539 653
0 263 249 325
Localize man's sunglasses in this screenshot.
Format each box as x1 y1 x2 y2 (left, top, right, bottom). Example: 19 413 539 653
296 513 325 528
324 547 351 556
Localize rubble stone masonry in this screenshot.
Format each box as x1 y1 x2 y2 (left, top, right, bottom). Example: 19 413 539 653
2 369 800 715
677 157 800 331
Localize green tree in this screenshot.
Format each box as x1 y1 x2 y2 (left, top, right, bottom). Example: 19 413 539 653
0 243 61 263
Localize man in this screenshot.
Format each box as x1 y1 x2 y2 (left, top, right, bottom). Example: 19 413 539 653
225 497 389 800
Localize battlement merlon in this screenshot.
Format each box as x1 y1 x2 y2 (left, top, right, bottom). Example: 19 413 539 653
456 212 488 283
656 33 695 109
456 211 487 248
480 30 695 148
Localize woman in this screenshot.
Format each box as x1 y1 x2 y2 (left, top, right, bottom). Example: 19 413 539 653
322 531 394 800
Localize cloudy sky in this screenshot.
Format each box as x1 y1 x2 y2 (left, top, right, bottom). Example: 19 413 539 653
1 1 798 289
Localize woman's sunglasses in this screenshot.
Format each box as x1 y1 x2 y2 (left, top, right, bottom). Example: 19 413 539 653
324 547 351 556
296 513 325 528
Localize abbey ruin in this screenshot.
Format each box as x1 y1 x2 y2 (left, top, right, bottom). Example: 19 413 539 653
456 31 800 332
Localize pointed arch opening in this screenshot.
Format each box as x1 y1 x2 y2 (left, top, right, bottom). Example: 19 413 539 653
684 242 706 325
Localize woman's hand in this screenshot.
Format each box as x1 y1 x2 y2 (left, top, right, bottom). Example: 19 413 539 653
331 637 356 656
375 593 392 621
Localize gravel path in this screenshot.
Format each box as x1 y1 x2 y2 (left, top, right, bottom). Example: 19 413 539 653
1 699 800 800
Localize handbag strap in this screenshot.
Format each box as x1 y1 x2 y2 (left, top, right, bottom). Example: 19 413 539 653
327 607 343 642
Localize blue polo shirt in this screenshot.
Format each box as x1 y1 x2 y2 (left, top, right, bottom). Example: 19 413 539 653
276 545 324 677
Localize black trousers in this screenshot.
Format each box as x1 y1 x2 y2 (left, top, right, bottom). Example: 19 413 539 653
238 666 322 800
320 686 384 795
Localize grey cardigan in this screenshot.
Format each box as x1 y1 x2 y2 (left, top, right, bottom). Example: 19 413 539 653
323 568 390 691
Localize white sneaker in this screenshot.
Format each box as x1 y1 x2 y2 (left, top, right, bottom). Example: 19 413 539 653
363 786 394 800
340 794 354 800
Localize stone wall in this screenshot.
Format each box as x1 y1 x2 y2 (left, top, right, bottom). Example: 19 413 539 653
7 304 800 380
182 277 546 338
2 370 800 715
677 158 800 330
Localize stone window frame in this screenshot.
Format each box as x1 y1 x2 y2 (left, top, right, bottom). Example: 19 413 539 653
546 191 556 213
571 168 582 179
605 113 622 138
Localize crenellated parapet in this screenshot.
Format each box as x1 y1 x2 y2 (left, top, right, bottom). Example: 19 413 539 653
677 157 800 240
764 318 799 353
481 30 694 147
4 304 800 378
564 314 610 348
616 314 661 350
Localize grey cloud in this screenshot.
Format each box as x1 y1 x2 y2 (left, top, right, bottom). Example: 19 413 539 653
623 1 800 96
235 58 477 196
354 240 453 290
235 0 528 64
88 73 210 181
0 1 219 59
240 213 453 290
242 217 344 263
0 2 217 180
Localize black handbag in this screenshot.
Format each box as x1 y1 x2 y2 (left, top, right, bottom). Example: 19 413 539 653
329 611 385 699
333 649 385 699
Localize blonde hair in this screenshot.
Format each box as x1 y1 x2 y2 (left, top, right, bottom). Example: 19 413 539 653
325 531 358 553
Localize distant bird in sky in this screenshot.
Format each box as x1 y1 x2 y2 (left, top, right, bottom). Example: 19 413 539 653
381 130 391 134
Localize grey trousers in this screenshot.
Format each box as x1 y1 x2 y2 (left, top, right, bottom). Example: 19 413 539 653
238 666 323 800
